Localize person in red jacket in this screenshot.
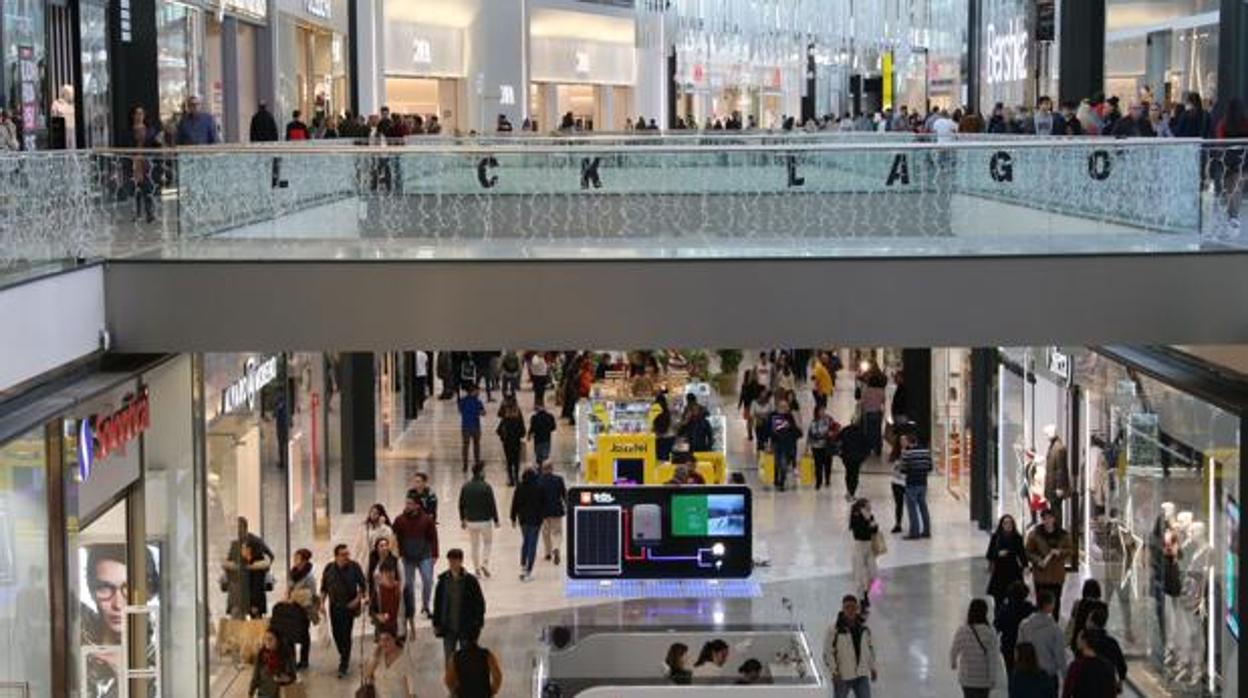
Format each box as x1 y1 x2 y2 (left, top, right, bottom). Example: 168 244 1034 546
285 110 309 140
391 493 439 620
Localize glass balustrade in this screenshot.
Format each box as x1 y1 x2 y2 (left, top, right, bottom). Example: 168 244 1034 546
0 137 1243 275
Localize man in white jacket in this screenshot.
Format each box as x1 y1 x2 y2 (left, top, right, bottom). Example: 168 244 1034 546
824 595 877 697
1016 590 1068 694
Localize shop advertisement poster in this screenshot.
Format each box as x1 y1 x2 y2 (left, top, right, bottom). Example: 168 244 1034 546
18 46 38 149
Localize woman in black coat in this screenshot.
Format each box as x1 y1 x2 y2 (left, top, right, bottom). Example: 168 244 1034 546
986 514 1028 612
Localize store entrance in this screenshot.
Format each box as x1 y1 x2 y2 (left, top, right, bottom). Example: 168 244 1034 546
383 77 462 131
294 24 346 125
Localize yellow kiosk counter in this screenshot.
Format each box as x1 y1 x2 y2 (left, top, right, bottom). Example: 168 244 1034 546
585 433 728 485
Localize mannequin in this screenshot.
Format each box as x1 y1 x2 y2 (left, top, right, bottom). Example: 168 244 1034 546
1165 512 1194 668
51 84 76 149
1042 424 1069 522
1091 514 1141 643
1088 435 1111 516
1151 502 1177 660
1174 517 1208 683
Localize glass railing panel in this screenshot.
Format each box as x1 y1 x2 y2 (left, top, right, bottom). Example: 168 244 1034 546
1 137 1242 271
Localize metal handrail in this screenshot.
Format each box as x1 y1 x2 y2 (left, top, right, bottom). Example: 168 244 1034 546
75 136 1219 157
0 682 30 698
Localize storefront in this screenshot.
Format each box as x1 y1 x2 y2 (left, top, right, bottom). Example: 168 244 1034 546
528 8 636 132
276 0 349 127
674 51 798 129
382 18 465 131
1104 0 1219 106
1 0 48 148
977 0 1056 115
0 355 204 696
995 346 1244 697
933 348 974 501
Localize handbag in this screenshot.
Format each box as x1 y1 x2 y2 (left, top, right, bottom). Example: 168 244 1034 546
870 530 888 557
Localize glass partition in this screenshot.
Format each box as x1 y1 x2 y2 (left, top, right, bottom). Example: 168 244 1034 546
0 427 52 697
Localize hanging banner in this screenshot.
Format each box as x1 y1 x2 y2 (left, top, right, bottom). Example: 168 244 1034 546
882 51 894 110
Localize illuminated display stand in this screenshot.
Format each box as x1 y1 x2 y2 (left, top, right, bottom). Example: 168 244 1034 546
576 384 729 485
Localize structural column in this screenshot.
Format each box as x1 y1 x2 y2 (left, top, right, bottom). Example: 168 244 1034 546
967 0 982 114
1058 0 1106 103
221 16 241 142
970 348 995 530
352 0 385 117
900 349 932 445
1219 0 1248 105
108 0 159 143
339 352 375 514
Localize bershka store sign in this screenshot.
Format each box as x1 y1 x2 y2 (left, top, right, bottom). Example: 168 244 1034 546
78 388 150 483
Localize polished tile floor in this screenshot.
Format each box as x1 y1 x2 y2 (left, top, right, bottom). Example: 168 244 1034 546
214 366 1036 697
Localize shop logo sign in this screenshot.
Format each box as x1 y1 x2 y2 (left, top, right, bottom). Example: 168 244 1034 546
499 84 516 106
412 38 432 65
305 0 331 19
221 356 279 415
984 18 1028 85
575 50 591 75
79 389 151 482
1048 347 1070 381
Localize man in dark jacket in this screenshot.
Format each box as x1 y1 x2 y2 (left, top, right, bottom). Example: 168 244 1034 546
392 493 439 619
528 400 557 465
249 102 279 142
458 463 499 577
1175 92 1210 138
431 548 486 663
319 544 366 677
838 422 870 502
537 461 567 565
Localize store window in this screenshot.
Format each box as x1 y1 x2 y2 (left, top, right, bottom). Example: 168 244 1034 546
205 353 286 694
2 0 47 148
142 357 200 696
934 349 972 500
156 1 204 125
1076 353 1239 695
79 1 111 147
0 427 52 697
997 349 1029 525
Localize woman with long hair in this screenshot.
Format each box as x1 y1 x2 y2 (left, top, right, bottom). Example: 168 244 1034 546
850 498 880 609
692 639 731 678
950 598 1000 698
248 629 295 697
370 537 406 642
354 503 395 577
1008 642 1051 698
664 642 692 684
985 514 1028 613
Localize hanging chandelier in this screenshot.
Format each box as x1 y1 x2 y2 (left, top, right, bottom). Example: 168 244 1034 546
639 0 925 85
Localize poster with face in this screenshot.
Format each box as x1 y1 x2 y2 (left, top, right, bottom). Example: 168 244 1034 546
79 542 160 698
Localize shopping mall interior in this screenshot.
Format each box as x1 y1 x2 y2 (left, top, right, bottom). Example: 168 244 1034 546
1 0 1248 697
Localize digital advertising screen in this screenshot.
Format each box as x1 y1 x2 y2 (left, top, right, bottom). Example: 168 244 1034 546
565 485 753 580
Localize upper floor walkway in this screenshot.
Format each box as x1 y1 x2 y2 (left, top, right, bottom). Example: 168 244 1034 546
2 134 1247 364
2 133 1245 277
